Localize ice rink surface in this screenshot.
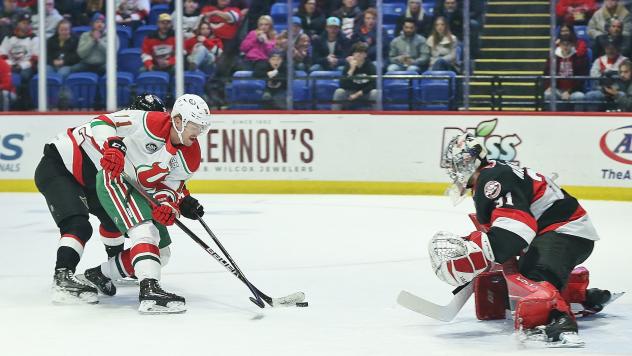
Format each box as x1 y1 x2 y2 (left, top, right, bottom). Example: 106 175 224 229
0 193 630 356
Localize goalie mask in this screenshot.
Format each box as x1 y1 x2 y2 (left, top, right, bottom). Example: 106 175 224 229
443 133 487 204
170 94 211 143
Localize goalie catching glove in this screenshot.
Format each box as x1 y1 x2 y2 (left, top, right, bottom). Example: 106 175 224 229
429 231 495 286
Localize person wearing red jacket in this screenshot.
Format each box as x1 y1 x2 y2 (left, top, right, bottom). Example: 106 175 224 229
185 20 223 76
0 56 16 110
544 38 589 111
556 0 598 25
556 23 588 58
201 0 241 43
141 13 175 74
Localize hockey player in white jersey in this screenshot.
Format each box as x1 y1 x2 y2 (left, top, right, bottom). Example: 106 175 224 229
35 94 170 304
71 94 210 314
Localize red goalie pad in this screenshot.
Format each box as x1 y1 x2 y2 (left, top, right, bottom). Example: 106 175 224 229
474 270 509 320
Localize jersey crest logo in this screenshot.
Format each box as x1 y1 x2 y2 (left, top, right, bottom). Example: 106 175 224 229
136 162 170 189
484 180 502 199
145 143 158 153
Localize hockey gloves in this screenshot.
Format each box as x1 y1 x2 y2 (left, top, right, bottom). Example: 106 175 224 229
152 202 180 226
179 195 204 220
100 137 127 178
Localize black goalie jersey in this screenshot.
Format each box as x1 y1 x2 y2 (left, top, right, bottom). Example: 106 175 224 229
473 160 599 254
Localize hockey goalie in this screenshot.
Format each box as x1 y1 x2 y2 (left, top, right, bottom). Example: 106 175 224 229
429 133 616 345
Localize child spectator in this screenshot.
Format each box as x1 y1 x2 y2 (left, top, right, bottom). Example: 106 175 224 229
395 0 430 37
0 0 28 41
276 16 311 71
297 0 325 40
0 12 37 83
588 0 631 39
556 0 598 25
116 0 150 30
31 0 63 39
387 19 429 73
46 19 79 80
593 18 631 58
185 20 223 75
350 8 385 62
141 13 175 73
544 38 589 111
253 50 287 109
332 42 377 110
310 16 349 72
426 16 458 72
239 14 276 71
331 0 362 39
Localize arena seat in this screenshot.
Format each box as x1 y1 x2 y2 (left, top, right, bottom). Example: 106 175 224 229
309 71 341 110
418 70 456 110
293 70 311 109
29 73 63 108
271 3 289 25
117 25 133 50
133 25 157 48
229 71 265 109
118 48 143 78
71 26 91 37
65 72 99 109
183 71 207 97
136 71 170 100
382 3 406 24
99 72 135 108
148 4 170 25
383 71 418 111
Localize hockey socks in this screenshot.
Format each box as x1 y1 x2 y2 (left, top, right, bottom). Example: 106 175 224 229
55 234 85 271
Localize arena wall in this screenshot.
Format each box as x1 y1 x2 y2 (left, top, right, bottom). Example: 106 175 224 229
1 111 631 200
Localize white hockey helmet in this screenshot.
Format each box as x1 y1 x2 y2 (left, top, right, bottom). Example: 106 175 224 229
170 94 211 141
443 133 488 203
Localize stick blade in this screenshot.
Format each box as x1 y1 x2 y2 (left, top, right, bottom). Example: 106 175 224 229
397 283 474 322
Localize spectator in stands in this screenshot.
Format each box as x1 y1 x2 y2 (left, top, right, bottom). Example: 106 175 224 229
185 20 223 76
141 13 175 74
613 60 632 111
310 16 349 72
276 16 311 71
0 12 37 83
593 18 631 58
46 19 78 80
16 0 34 10
254 49 287 109
585 40 628 110
178 0 202 39
298 0 325 40
239 14 276 71
116 0 150 30
556 23 588 58
201 0 241 47
588 0 632 39
31 0 62 39
73 12 113 75
543 38 588 111
244 0 273 32
434 0 480 57
556 0 598 25
332 42 377 110
387 18 429 73
76 0 105 26
0 0 28 41
331 0 362 39
351 7 386 62
395 0 431 37
0 56 15 110
426 16 458 72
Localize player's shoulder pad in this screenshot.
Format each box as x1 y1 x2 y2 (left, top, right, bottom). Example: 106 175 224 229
144 112 172 141
475 161 519 200
177 140 201 174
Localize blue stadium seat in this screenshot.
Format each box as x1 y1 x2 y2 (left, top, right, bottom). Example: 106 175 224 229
384 24 397 42
117 25 133 50
293 70 310 109
133 25 157 48
29 73 63 108
71 26 91 37
118 48 143 78
99 72 135 108
11 73 20 88
418 70 456 110
383 3 406 24
65 72 99 109
136 71 170 100
271 3 288 24
148 4 170 25
274 24 288 34
383 71 418 110
309 70 341 110
229 71 265 109
422 3 435 17
574 25 589 43
184 71 207 97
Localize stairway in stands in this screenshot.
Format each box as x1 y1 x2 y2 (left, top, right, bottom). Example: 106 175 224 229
469 0 551 110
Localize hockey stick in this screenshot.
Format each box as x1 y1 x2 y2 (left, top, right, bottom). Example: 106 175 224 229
121 173 305 308
396 213 482 321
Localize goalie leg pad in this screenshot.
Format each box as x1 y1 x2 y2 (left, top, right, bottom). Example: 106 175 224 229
560 266 589 304
511 278 573 330
474 271 509 320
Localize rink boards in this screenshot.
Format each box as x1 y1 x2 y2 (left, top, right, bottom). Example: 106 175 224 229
1 112 631 200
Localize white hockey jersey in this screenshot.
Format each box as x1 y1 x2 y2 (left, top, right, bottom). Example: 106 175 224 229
50 110 201 201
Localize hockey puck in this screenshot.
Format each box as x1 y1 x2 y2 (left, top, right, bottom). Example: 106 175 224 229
295 302 309 307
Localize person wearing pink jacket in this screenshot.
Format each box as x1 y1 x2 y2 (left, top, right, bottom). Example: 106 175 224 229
239 15 276 71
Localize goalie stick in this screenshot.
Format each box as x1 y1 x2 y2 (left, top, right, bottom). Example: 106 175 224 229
397 213 482 321
121 172 306 308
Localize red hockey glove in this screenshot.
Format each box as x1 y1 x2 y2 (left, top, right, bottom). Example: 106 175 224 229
152 202 180 226
100 137 127 178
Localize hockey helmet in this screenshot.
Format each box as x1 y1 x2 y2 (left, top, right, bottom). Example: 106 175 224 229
128 93 166 112
443 133 487 203
170 94 211 141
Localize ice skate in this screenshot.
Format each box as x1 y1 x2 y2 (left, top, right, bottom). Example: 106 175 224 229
52 268 98 304
78 266 116 296
138 278 186 314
